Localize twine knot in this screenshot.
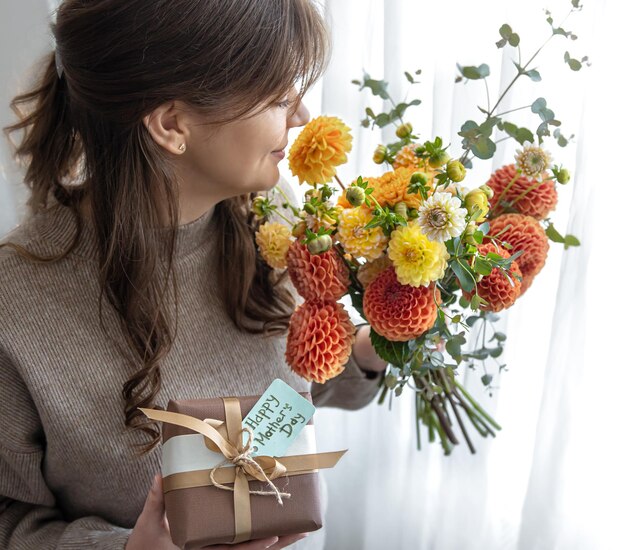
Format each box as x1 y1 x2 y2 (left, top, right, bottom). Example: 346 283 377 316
203 420 291 505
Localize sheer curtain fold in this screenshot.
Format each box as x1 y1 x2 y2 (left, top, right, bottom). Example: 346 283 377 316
314 1 623 549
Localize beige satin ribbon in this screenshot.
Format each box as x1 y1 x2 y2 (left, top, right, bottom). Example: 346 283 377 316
140 399 346 544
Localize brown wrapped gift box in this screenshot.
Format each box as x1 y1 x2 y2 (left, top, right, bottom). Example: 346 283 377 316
161 394 324 549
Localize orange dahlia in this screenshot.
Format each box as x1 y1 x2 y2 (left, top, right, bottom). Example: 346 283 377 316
487 164 557 220
489 214 549 294
363 267 439 342
286 240 350 301
288 116 353 185
464 243 522 312
393 144 432 172
370 167 425 210
286 300 356 383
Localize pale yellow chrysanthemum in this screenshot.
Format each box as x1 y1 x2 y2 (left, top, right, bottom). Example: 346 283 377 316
357 254 393 288
336 207 388 262
288 116 353 185
514 143 552 179
255 222 293 269
388 222 449 287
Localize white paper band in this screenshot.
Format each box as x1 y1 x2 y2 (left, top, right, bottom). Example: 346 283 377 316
162 424 317 477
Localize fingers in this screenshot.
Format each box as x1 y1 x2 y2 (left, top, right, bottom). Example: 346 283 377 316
204 532 308 549
141 474 166 519
271 533 309 548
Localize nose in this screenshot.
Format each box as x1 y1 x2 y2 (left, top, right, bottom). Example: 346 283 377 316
288 99 310 128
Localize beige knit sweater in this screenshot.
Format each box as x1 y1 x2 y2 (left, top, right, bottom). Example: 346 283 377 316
0 183 382 549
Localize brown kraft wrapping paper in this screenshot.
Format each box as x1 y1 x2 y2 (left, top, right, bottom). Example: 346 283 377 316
161 394 323 549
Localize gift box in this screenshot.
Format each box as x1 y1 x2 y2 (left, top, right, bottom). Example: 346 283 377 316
140 392 345 549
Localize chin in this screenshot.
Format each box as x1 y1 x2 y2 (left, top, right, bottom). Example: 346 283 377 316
255 170 281 192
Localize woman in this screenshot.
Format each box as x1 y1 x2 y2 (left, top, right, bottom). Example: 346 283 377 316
0 1 386 549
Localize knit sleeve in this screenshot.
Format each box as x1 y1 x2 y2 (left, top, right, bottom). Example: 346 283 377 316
310 351 384 410
0 348 131 550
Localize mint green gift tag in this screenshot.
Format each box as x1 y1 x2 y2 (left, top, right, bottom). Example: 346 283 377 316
241 379 316 457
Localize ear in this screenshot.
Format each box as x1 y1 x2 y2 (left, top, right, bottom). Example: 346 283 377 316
142 101 188 155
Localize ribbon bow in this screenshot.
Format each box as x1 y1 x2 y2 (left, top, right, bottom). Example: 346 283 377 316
140 397 346 544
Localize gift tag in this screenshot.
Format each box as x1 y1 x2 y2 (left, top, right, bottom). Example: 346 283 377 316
241 379 316 457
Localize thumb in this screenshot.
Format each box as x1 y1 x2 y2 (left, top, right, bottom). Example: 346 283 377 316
142 473 166 518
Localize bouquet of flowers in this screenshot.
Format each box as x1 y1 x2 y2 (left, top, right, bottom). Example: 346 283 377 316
253 1 587 454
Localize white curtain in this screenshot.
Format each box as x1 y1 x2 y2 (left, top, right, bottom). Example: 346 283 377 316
296 1 626 549
1 1 623 549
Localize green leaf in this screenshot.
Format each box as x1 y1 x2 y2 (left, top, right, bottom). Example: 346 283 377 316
450 260 476 293
492 332 507 342
471 136 497 159
445 333 467 360
459 296 471 308
481 374 493 386
565 51 582 71
474 257 494 276
404 71 415 83
360 73 390 99
564 234 581 249
457 63 490 80
470 294 487 310
545 223 566 243
498 121 535 146
370 328 411 367
497 24 520 47
525 69 542 82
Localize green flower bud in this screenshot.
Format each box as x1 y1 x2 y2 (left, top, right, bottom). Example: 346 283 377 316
292 221 307 238
407 208 419 219
410 172 429 186
479 184 494 199
303 202 317 216
414 146 427 156
463 221 478 245
428 151 451 169
346 186 366 207
251 196 266 217
465 189 490 222
556 168 570 184
307 234 333 255
321 186 333 201
395 122 413 139
393 202 408 219
446 160 466 183
373 145 388 164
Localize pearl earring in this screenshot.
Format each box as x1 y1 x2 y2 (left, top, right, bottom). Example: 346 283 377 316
178 143 187 153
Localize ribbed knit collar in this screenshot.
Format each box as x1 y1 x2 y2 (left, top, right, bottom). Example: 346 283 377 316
35 202 216 261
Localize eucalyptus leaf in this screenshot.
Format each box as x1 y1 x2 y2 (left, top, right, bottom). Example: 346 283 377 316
458 63 491 80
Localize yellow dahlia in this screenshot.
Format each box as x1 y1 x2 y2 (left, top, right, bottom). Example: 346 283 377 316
387 222 449 287
255 222 292 269
336 207 388 261
514 144 552 179
288 116 352 185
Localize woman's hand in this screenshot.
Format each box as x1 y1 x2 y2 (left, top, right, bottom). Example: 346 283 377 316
125 474 309 549
352 325 388 374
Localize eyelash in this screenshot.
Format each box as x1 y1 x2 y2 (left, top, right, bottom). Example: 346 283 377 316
277 99 293 109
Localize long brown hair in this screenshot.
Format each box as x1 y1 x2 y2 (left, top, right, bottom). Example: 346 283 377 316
2 0 329 453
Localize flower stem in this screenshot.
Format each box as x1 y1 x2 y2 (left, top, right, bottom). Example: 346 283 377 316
438 370 475 454
492 171 521 213
507 178 544 207
454 380 502 431
334 174 346 191
275 185 300 217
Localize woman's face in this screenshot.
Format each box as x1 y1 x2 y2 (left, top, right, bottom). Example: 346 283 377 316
145 87 310 223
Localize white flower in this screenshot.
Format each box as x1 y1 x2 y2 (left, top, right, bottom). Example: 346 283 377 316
514 143 552 178
417 192 468 243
